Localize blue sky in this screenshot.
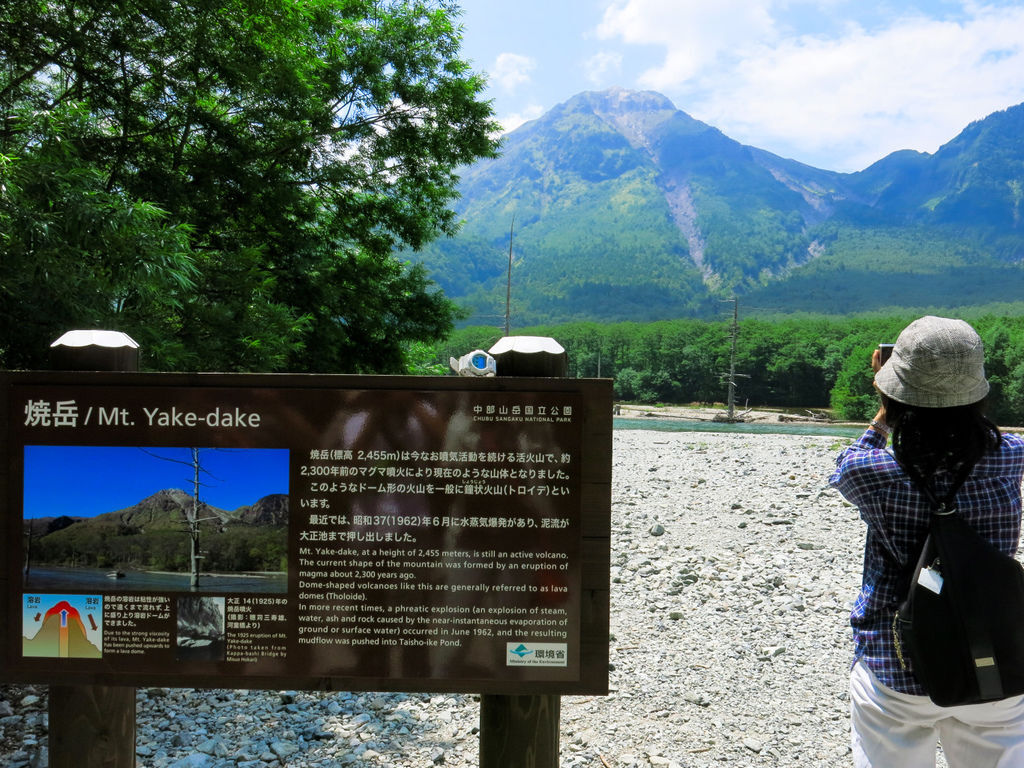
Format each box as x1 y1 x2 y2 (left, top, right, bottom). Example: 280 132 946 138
23 446 289 519
455 0 1024 172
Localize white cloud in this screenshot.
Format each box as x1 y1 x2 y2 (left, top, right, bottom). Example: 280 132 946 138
499 105 547 134
598 1 1024 170
585 51 623 84
491 52 537 91
597 0 777 85
704 7 1024 169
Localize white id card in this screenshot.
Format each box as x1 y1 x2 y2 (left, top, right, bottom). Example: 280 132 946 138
917 567 944 595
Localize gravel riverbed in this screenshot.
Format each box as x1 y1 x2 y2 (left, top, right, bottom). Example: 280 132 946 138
1 429 949 767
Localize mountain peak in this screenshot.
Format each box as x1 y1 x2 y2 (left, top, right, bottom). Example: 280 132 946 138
561 87 712 154
134 488 193 510
417 90 1024 323
570 87 678 116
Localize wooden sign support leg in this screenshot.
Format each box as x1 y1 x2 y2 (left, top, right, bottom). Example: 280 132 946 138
479 336 568 768
480 694 560 768
49 685 136 768
47 330 140 768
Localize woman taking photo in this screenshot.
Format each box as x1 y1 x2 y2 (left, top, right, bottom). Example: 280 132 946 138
830 316 1024 767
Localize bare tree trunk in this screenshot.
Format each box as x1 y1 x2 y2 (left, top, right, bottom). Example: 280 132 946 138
190 448 201 590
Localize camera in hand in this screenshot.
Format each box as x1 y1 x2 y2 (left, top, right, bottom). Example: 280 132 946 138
878 343 895 365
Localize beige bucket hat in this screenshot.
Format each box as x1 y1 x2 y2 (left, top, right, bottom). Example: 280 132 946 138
874 316 989 408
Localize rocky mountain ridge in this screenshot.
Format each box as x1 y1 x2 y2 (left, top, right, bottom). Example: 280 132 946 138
25 489 289 573
413 88 1024 323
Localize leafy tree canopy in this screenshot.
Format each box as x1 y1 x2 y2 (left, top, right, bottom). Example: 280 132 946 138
1 0 499 372
438 310 1024 426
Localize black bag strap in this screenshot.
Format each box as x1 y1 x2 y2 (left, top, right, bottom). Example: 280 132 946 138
902 457 1005 700
899 458 975 516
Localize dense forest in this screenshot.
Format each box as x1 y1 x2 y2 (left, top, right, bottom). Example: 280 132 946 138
436 313 1024 426
26 517 287 574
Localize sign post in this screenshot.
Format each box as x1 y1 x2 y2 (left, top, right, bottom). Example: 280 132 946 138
48 330 139 768
1 360 611 762
481 336 569 768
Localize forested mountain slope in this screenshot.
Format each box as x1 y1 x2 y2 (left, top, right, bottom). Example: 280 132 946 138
413 89 1024 324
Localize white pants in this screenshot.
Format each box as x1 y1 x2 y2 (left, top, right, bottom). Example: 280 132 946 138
851 660 1024 767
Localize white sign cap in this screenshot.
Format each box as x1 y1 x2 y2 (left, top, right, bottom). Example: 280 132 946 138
488 336 565 356
50 330 140 349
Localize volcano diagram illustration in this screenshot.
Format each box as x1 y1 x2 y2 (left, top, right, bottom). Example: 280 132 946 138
23 599 102 658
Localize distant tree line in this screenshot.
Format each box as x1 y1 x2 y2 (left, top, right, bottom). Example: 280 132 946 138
439 314 1024 426
29 523 287 574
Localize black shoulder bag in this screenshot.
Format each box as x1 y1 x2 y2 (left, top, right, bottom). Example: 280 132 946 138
893 463 1024 706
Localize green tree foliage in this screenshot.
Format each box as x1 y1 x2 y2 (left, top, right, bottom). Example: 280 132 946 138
0 147 196 367
1 0 498 372
31 519 287 573
743 224 1024 315
439 313 1024 425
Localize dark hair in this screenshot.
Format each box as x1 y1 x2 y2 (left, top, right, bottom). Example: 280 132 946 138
884 396 1001 480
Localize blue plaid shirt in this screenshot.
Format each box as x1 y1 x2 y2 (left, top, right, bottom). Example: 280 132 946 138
829 428 1024 694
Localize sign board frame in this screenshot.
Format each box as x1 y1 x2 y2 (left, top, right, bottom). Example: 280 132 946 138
0 371 611 696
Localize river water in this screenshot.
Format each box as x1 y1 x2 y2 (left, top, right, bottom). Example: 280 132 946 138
614 416 864 438
23 566 287 593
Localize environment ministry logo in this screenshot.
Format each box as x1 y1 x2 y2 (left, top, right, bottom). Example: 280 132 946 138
510 643 533 658
506 642 567 667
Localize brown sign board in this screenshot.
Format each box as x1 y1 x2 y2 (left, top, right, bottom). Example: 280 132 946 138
0 372 612 695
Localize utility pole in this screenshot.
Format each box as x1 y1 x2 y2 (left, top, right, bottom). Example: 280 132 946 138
727 298 738 420
504 216 514 337
140 446 218 589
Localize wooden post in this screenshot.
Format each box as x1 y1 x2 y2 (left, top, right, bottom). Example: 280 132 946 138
480 335 567 768
48 330 139 768
49 685 137 768
480 694 561 768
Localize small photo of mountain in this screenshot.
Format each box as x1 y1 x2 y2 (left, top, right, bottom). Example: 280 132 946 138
177 596 225 662
22 446 289 593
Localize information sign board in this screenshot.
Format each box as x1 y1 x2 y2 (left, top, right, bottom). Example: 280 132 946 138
0 372 611 694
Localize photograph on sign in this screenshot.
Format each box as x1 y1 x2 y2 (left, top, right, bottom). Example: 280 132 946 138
22 446 289 593
177 596 226 662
